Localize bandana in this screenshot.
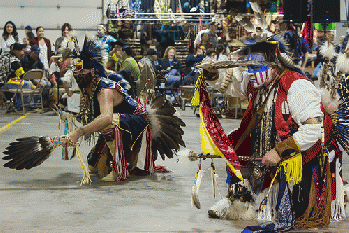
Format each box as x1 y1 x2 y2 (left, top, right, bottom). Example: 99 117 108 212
249 66 273 88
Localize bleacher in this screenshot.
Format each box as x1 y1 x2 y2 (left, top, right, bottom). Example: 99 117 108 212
174 39 190 67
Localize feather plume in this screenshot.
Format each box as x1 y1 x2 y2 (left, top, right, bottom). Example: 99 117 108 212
332 158 346 220
255 13 268 30
234 15 243 22
250 2 262 13
278 52 296 68
336 53 349 74
321 88 340 114
319 41 337 60
191 169 203 209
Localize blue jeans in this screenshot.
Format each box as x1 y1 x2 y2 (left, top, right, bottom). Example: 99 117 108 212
1 81 34 109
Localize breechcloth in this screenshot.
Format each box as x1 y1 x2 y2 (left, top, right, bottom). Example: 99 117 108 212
87 113 148 172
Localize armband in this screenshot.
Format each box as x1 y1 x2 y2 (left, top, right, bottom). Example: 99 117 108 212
274 136 301 158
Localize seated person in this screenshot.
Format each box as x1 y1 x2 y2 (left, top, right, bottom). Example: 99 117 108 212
119 46 140 83
182 46 205 85
159 46 182 89
1 43 35 111
138 49 160 74
21 44 44 71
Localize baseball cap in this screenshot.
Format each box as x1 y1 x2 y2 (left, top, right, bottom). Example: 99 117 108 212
30 44 41 53
11 43 27 51
25 25 32 31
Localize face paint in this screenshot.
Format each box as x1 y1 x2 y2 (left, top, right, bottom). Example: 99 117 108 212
249 65 274 88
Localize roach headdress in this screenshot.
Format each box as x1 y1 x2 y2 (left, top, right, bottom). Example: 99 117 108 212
76 36 106 77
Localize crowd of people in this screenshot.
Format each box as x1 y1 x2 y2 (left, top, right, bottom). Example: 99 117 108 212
0 18 344 113
2 5 349 233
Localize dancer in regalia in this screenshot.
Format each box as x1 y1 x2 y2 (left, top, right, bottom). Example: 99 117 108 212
195 37 349 231
3 37 186 183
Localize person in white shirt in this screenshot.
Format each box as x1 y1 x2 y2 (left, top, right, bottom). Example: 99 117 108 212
0 21 20 54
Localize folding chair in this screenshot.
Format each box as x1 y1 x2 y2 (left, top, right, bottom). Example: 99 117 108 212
19 69 45 114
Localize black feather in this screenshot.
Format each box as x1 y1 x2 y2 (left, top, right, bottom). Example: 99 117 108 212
3 136 55 170
147 94 186 160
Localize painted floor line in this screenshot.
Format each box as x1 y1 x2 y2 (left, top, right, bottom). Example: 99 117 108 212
0 114 28 133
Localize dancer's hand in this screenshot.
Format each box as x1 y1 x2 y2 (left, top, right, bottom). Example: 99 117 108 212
262 149 281 167
62 130 81 147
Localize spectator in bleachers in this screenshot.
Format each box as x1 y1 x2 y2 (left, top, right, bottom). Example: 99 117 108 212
160 46 182 73
21 44 51 107
21 45 44 72
96 24 117 70
54 23 79 54
138 49 160 73
23 31 35 52
25 25 32 35
1 43 35 112
30 26 52 70
109 40 125 71
206 44 229 89
120 45 140 83
1 21 20 54
182 46 205 85
160 46 182 89
197 32 213 50
194 22 218 49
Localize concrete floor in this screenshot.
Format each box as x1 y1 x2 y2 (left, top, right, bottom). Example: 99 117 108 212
0 107 348 233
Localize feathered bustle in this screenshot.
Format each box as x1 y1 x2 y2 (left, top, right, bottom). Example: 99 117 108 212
146 95 186 160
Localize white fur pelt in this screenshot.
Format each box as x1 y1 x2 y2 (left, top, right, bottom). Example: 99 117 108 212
209 197 256 220
256 183 279 222
209 181 279 221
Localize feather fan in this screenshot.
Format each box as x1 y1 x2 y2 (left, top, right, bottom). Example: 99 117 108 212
146 95 186 160
3 137 63 170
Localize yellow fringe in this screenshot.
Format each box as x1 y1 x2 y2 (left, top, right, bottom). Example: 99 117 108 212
280 153 302 186
75 144 92 185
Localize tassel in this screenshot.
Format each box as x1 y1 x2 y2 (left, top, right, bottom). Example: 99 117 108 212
257 196 273 221
257 184 279 222
281 153 303 187
113 128 127 181
191 161 203 209
257 167 280 221
144 126 155 173
75 144 92 185
332 157 346 220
